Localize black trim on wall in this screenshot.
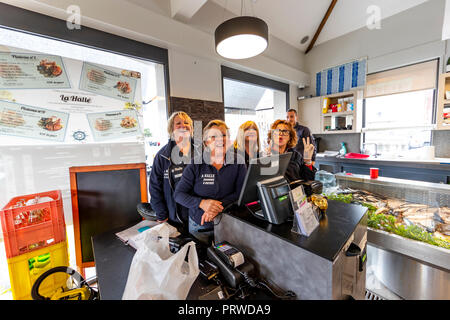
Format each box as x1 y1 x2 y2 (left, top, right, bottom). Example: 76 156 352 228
0 2 171 111
221 65 290 109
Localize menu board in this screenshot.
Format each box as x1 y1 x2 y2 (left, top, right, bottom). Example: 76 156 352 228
86 109 141 141
79 62 137 103
0 99 69 142
0 43 149 145
0 52 71 89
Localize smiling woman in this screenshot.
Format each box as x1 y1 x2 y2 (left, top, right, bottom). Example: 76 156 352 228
266 119 316 183
174 119 247 244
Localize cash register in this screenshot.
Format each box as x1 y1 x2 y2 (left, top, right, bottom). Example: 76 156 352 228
237 153 322 225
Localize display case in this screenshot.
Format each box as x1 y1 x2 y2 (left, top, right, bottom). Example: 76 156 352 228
331 173 450 299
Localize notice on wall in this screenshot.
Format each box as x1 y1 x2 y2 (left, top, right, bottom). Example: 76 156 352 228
0 52 71 90
0 100 69 142
79 62 137 103
86 109 141 141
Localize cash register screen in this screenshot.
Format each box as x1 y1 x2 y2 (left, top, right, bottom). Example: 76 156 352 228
237 152 292 206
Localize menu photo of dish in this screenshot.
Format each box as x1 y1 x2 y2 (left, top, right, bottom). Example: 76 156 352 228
79 62 137 103
0 52 71 89
0 100 69 142
86 109 141 141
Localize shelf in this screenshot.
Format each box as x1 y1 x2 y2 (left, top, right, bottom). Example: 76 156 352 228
322 111 354 117
321 130 356 134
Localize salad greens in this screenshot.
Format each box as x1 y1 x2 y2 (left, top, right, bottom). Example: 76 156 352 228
326 192 450 250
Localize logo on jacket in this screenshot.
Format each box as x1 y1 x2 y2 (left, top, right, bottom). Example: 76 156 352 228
201 174 215 185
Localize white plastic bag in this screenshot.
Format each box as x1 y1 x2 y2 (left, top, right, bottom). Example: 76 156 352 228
122 223 199 300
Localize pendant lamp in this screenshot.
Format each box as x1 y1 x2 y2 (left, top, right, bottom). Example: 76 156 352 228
215 15 269 59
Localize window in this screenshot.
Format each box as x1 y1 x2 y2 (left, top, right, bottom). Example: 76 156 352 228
222 66 289 150
0 27 168 167
363 60 438 157
0 4 170 287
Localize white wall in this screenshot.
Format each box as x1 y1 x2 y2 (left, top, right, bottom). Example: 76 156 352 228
168 49 222 102
303 0 448 97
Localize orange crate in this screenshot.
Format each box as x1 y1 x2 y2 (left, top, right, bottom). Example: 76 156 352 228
1 190 66 259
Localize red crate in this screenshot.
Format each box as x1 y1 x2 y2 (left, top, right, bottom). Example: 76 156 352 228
1 190 66 259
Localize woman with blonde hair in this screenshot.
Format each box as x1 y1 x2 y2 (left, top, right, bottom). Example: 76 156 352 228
266 119 316 183
149 111 200 230
174 119 247 244
233 120 261 167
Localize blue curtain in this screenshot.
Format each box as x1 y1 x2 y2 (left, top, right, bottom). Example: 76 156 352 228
316 59 366 96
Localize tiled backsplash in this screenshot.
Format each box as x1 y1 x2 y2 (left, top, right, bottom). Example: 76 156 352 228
315 131 450 158
314 133 361 153
433 130 450 158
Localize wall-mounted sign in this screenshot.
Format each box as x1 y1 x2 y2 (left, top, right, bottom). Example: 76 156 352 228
86 109 141 141
316 58 367 96
79 62 137 103
0 99 69 142
0 52 71 90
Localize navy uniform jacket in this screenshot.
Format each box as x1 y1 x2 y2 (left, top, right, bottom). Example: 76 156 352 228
174 151 247 227
285 148 317 183
293 123 317 161
149 139 201 224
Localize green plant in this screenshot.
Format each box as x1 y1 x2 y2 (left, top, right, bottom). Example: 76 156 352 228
326 193 352 203
329 193 450 250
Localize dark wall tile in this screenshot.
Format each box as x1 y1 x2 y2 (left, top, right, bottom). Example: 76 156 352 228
169 96 224 130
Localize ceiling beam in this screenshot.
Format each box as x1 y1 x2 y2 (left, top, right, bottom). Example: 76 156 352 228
170 0 208 22
305 0 338 54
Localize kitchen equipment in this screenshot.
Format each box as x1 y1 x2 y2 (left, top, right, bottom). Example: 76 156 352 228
334 174 450 300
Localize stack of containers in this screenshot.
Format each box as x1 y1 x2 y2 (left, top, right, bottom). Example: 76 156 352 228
0 190 69 300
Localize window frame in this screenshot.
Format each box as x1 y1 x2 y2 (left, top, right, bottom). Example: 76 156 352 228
361 58 440 148
0 2 171 116
221 65 290 111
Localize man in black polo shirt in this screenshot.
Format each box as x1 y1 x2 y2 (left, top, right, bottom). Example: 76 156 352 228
286 108 317 165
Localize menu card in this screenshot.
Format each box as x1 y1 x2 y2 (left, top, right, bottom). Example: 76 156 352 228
289 185 319 237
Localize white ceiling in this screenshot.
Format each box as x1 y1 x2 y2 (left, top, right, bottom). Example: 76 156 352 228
124 0 429 52
211 0 430 51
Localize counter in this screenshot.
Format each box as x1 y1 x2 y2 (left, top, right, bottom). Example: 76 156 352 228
315 156 450 183
215 200 368 300
334 173 450 299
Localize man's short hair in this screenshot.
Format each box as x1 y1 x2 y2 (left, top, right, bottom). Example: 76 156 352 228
287 108 297 115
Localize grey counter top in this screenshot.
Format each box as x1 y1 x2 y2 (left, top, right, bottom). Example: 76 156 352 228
315 155 450 170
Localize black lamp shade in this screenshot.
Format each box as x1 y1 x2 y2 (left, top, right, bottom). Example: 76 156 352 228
215 16 269 59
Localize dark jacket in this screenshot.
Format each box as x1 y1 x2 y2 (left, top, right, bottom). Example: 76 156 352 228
149 139 201 224
293 123 317 161
284 148 317 183
174 151 247 227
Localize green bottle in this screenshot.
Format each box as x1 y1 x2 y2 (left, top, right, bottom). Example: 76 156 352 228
339 142 347 156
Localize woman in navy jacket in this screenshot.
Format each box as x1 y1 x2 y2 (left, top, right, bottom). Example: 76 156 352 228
174 120 247 244
149 111 200 230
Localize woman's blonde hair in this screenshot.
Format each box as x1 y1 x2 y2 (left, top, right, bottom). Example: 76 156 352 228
203 119 229 146
267 119 298 149
233 121 260 152
167 111 193 136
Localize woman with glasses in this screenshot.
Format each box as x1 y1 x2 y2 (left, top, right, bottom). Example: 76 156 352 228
266 119 316 183
174 120 247 244
233 121 261 167
149 111 200 230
